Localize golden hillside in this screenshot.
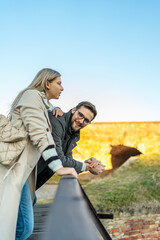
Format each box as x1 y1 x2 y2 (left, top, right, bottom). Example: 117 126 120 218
72 121 160 170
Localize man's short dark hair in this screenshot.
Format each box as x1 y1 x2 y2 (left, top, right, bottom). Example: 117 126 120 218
75 101 97 120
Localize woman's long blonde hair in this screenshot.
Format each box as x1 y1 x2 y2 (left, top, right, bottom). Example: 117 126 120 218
10 68 61 112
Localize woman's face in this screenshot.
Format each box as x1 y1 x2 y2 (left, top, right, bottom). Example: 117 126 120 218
46 77 64 100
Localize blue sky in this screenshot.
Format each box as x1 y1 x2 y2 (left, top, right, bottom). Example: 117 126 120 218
0 0 160 122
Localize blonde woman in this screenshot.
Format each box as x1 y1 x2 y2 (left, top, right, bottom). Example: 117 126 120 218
0 68 77 240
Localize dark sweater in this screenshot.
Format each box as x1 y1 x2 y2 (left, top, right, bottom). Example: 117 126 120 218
36 110 83 189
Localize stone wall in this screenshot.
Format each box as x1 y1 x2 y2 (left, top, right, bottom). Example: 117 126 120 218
102 214 160 240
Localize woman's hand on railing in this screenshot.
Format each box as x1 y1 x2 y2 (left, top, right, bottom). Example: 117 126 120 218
56 167 78 179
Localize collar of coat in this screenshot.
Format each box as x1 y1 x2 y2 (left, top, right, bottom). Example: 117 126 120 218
39 91 54 111
64 110 80 139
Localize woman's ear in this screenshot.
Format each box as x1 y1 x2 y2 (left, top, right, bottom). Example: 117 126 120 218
71 107 76 114
45 80 50 90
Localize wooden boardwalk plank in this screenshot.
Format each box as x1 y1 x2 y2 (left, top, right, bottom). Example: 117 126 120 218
27 203 52 240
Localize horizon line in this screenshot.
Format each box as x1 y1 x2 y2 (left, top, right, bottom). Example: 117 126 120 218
92 121 160 124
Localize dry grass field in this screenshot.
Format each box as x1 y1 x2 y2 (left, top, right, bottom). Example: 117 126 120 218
72 121 160 170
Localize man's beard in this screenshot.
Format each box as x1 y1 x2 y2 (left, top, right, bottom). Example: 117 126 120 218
71 120 83 132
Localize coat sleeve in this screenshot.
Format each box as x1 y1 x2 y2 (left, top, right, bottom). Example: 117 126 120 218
49 114 84 174
16 90 55 154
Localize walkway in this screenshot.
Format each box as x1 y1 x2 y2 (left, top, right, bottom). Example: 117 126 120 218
27 184 58 239
27 203 52 240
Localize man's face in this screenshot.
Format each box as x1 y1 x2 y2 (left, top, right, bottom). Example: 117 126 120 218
71 106 94 132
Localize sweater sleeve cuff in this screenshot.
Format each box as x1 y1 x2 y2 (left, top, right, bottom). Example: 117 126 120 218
81 162 87 172
48 159 63 172
42 146 63 172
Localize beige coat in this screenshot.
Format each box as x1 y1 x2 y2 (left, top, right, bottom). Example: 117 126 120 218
0 90 55 240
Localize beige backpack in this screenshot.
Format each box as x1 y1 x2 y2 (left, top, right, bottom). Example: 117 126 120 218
0 114 28 167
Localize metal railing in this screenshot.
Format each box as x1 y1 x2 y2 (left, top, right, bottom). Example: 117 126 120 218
42 175 113 240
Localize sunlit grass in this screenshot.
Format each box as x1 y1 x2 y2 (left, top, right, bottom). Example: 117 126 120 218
37 199 53 204
84 153 160 216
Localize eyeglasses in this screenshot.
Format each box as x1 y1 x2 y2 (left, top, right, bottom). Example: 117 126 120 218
76 108 91 125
